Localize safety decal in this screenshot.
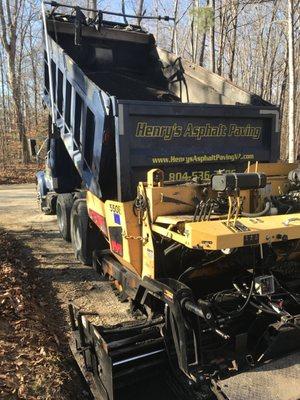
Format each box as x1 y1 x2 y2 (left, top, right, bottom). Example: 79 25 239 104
114 213 121 225
88 209 107 235
109 226 123 257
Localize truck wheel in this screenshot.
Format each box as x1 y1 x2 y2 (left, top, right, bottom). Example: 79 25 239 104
56 193 74 242
71 200 103 266
46 193 57 215
37 182 54 215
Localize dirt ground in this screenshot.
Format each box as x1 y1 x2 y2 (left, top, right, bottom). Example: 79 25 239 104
0 184 178 400
0 184 103 308
0 184 108 399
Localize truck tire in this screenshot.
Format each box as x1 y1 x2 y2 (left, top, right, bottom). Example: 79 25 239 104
46 193 57 215
37 181 55 215
70 200 104 266
56 193 74 242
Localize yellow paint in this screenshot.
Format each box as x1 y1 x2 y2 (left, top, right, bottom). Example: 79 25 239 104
153 213 300 251
105 200 143 275
85 162 300 281
86 191 106 217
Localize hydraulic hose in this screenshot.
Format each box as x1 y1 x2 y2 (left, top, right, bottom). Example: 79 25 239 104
164 242 182 256
241 200 271 218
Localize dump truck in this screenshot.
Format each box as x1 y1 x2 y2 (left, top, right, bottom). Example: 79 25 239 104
37 2 300 399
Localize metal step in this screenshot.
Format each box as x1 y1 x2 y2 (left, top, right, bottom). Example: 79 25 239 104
217 352 300 400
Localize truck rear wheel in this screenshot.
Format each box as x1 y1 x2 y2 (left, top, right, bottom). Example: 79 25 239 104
56 193 74 242
71 200 105 266
71 200 92 265
37 181 56 215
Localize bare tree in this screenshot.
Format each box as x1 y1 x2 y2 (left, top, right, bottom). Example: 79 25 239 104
288 0 295 162
136 0 144 26
209 0 215 72
0 0 29 163
171 0 180 54
121 0 128 24
0 48 8 163
228 0 238 81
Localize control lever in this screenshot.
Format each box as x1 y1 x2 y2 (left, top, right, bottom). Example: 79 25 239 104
183 300 230 340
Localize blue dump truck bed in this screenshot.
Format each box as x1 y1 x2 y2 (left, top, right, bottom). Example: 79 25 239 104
43 13 279 201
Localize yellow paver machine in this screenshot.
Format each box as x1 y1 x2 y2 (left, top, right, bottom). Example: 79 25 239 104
38 3 300 399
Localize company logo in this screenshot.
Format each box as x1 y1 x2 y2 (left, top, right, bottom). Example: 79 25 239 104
135 122 261 141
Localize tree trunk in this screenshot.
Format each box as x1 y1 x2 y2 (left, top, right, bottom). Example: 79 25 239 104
136 0 144 26
288 0 295 162
171 0 179 54
279 55 288 160
0 48 7 164
29 24 38 128
190 0 196 63
217 0 225 75
228 1 238 81
7 50 29 163
209 0 216 72
0 0 29 163
121 0 128 25
199 31 207 66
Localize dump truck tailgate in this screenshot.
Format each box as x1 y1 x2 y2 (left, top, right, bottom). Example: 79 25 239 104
116 101 279 200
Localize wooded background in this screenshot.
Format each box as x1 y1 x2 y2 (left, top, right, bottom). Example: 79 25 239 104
0 0 299 166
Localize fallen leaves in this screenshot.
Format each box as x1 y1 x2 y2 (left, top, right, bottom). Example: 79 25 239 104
0 163 43 185
0 230 78 399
